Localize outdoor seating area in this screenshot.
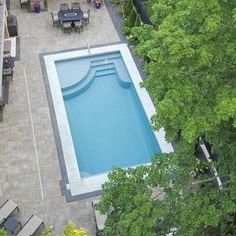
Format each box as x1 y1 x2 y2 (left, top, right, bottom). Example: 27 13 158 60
51 2 90 34
1 47 15 109
0 0 120 233
0 200 44 235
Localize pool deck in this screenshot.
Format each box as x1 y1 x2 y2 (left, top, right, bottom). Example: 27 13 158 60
0 0 119 235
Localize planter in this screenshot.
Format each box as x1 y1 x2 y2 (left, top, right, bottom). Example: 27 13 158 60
34 5 41 13
95 2 101 9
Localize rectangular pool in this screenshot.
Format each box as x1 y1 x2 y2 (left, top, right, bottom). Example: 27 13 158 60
44 44 173 197
55 52 161 177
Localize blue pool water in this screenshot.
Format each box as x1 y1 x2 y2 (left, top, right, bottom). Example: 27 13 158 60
55 52 161 177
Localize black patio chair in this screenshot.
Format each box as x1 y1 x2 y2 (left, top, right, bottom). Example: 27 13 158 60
0 200 19 226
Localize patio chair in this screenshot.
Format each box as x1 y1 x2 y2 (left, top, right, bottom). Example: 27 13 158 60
60 3 69 10
3 68 14 82
0 200 19 226
3 50 11 59
3 51 14 82
62 22 72 34
51 12 60 27
71 1 80 9
17 215 44 236
19 0 28 9
92 200 107 236
82 9 90 26
74 20 83 33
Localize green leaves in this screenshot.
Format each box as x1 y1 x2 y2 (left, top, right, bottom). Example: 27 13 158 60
132 0 236 148
96 165 159 236
97 0 236 235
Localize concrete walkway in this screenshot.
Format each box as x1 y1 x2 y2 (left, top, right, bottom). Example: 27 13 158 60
0 0 119 234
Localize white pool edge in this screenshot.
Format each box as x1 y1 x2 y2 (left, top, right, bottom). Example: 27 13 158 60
44 43 174 196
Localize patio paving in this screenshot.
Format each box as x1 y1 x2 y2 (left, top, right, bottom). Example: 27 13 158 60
0 0 120 235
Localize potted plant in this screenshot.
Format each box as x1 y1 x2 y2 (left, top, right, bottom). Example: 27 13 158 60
34 2 41 13
95 0 102 9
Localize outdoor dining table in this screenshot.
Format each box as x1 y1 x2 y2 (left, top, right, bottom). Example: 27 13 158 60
58 9 83 24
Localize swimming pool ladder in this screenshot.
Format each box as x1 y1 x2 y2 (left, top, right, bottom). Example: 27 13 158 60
87 40 91 55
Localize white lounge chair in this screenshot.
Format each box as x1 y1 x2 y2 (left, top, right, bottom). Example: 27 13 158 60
17 215 44 236
92 200 107 236
0 200 19 226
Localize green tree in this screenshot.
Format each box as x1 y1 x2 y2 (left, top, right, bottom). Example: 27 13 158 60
132 0 236 153
0 229 7 236
63 221 87 236
42 222 87 236
96 150 236 235
97 0 236 235
132 0 236 227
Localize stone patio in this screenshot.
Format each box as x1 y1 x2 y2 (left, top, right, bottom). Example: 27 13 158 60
0 0 120 235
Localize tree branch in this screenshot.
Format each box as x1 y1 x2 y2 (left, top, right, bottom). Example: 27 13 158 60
192 176 217 185
152 191 164 200
221 179 230 186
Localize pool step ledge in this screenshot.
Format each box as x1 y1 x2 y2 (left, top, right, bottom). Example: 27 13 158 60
62 67 117 100
61 63 115 92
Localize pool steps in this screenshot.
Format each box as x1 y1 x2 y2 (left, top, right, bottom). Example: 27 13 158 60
95 68 115 77
62 60 131 100
62 66 116 100
61 63 114 92
61 56 131 92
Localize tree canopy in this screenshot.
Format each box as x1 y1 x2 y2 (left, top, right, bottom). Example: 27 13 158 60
96 0 236 235
133 0 236 152
97 150 236 235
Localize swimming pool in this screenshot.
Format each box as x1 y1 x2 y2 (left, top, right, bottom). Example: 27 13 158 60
44 44 173 197
55 52 161 177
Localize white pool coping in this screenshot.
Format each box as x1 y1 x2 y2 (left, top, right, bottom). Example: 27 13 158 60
44 43 174 196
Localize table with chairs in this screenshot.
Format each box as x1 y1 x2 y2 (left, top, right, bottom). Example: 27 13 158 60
51 1 90 34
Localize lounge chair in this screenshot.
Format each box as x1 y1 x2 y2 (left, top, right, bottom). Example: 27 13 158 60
17 215 44 236
92 200 106 236
0 200 19 226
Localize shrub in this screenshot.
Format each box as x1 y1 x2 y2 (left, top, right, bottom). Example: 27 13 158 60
0 229 7 236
